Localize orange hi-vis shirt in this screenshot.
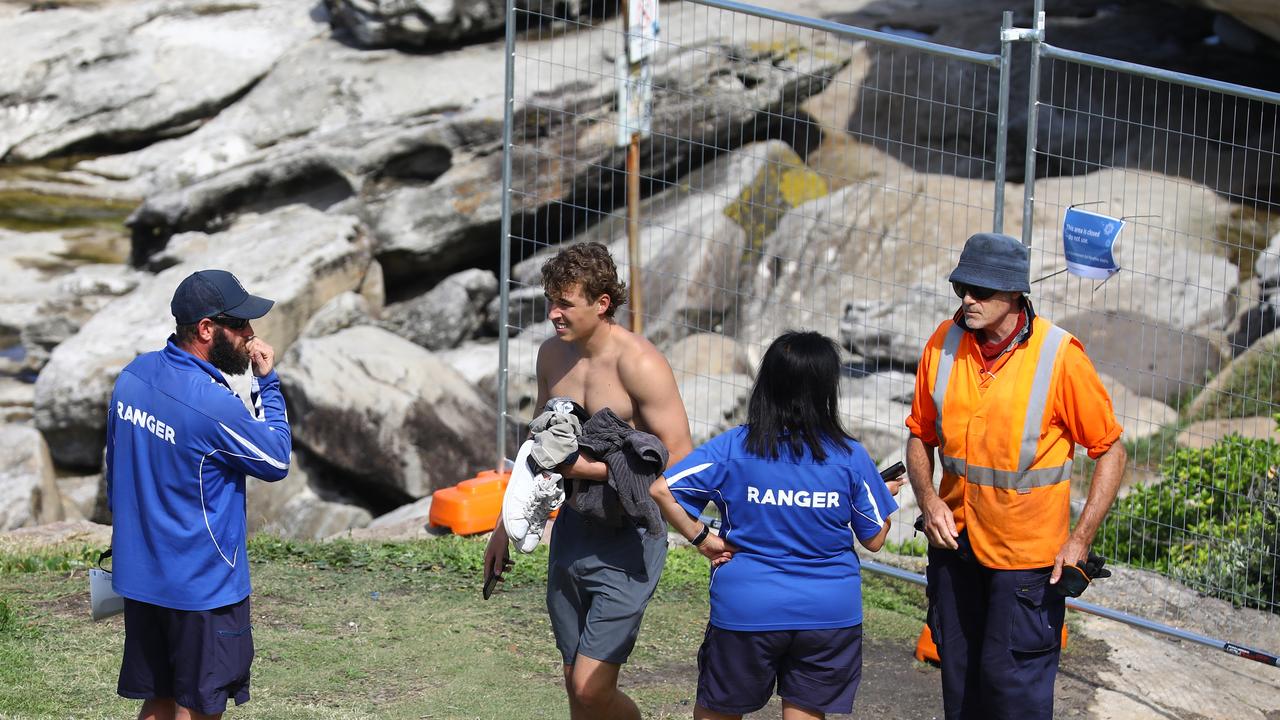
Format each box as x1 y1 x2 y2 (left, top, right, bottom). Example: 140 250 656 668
906 315 1123 570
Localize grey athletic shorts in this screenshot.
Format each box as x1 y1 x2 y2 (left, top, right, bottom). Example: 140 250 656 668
546 506 668 665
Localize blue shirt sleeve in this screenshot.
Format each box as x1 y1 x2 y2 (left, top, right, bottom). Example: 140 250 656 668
193 371 292 481
663 428 736 519
848 444 899 541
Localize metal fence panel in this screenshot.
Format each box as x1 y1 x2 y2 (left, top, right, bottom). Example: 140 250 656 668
1028 42 1280 643
499 0 1280 661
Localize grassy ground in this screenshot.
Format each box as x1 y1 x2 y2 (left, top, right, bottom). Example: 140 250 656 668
0 535 929 720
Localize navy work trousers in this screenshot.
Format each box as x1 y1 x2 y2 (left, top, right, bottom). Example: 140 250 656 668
925 547 1066 720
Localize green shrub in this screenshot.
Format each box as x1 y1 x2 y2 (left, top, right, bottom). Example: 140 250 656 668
1097 422 1280 612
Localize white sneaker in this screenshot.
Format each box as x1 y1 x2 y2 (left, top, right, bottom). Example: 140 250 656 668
503 440 565 554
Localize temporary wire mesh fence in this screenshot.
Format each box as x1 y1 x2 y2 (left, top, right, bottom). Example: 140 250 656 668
498 0 1280 657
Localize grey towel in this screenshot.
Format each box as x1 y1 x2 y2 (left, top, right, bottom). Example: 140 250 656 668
528 409 582 471
569 408 669 537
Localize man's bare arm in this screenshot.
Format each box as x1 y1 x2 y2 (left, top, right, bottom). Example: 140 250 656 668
1051 441 1126 584
621 346 693 468
908 435 958 549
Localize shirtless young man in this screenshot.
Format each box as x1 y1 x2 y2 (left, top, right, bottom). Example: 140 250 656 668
484 241 693 720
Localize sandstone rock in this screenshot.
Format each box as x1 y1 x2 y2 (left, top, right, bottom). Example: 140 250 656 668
247 453 373 540
1099 374 1179 442
34 207 377 468
0 519 111 553
437 340 500 398
324 0 616 51
0 228 142 374
756 152 1236 368
514 141 829 347
840 371 915 463
278 325 498 499
55 475 100 522
380 268 497 350
0 0 324 162
365 154 505 290
300 292 375 339
1185 325 1280 421
1056 311 1225 408
325 0 505 49
127 119 482 266
680 373 752 446
666 333 754 382
487 286 548 336
337 496 440 541
0 424 63 530
1177 415 1280 450
81 38 507 195
831 0 1280 205
0 379 34 423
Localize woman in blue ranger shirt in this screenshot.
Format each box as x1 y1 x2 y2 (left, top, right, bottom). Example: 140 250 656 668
651 331 901 720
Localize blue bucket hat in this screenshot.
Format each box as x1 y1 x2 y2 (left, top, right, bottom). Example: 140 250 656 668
948 232 1030 294
171 269 274 325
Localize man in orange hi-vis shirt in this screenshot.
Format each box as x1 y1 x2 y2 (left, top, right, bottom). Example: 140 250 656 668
906 232 1127 720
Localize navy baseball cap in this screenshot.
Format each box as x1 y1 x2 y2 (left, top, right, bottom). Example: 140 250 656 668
171 270 274 325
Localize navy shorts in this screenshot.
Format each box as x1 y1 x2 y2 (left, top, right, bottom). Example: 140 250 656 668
696 622 864 715
118 596 254 715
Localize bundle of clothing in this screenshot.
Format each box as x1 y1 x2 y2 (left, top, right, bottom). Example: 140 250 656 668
528 397 668 537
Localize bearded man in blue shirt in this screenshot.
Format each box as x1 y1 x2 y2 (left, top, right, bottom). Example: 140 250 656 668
106 269 291 720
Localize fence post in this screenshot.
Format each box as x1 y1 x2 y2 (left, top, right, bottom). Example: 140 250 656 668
993 10 1013 234
1020 0 1045 247
495 0 518 471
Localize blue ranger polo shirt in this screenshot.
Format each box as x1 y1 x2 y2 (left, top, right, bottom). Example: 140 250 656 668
106 337 291 611
665 426 898 631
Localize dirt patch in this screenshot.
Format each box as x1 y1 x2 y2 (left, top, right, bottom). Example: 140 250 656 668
638 632 1115 719
33 587 93 619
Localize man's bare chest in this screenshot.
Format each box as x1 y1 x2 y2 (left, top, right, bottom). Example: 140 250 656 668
547 362 636 424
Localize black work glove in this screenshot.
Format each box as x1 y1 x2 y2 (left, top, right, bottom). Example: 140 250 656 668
1053 551 1112 597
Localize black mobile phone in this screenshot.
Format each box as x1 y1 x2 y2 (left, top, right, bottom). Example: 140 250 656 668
880 461 906 482
483 569 500 600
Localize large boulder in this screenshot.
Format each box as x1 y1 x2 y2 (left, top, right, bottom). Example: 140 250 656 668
0 228 141 375
380 268 498 350
323 0 617 50
247 453 373 540
0 424 64 530
758 145 1236 367
278 325 499 500
324 0 506 49
514 141 831 347
0 0 324 162
1185 327 1280 421
830 0 1280 205
0 380 33 424
34 206 379 468
126 119 482 266
79 38 508 196
1057 311 1226 407
680 374 752 446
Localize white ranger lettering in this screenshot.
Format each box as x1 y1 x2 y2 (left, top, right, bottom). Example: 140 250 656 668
746 486 839 508
117 402 176 445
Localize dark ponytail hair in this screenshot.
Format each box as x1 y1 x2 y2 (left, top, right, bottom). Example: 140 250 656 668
745 331 852 462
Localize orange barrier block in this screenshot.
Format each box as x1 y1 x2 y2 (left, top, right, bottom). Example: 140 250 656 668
428 470 510 536
913 622 1068 664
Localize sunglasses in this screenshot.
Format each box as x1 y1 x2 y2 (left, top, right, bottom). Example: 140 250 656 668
952 282 999 301
208 314 250 330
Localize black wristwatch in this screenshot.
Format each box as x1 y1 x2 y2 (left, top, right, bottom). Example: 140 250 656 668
690 524 710 547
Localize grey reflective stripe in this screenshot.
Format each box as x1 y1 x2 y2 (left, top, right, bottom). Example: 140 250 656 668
940 454 966 477
962 460 1074 490
1019 325 1070 472
931 324 965 447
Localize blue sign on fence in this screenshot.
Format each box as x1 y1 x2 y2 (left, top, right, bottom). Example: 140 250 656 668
1062 207 1123 280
